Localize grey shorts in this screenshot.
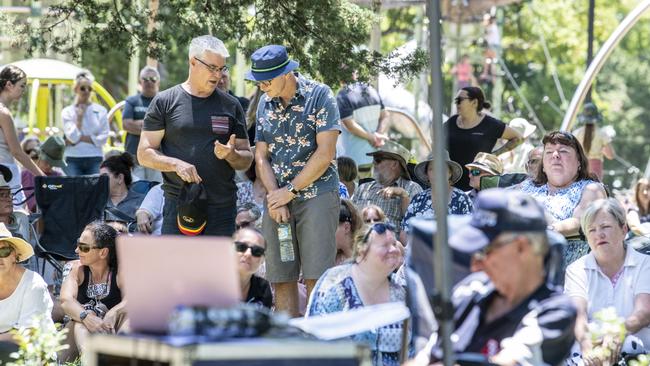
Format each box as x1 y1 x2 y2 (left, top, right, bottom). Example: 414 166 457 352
263 191 339 283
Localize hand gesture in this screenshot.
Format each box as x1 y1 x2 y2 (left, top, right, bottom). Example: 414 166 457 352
214 134 236 160
75 103 88 117
174 160 202 183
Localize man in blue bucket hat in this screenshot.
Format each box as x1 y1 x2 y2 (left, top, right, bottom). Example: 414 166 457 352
246 45 341 316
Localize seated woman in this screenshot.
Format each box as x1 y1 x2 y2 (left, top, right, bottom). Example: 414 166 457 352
361 204 386 224
519 131 607 265
60 221 126 359
101 152 146 222
306 222 410 366
233 227 273 309
565 198 650 363
0 224 53 362
627 178 650 238
335 199 362 265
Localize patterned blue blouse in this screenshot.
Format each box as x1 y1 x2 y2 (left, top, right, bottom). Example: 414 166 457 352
255 72 341 201
306 263 411 366
517 179 599 221
401 187 473 232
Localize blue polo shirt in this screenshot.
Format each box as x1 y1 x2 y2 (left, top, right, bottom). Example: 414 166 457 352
255 72 341 201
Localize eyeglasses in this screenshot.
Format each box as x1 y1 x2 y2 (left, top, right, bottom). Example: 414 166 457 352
194 57 228 74
236 221 253 230
473 235 517 261
362 222 396 243
234 241 265 257
77 242 101 253
141 76 159 83
526 158 540 167
469 169 484 177
255 79 273 88
454 97 471 104
0 246 13 258
79 86 93 92
0 190 11 199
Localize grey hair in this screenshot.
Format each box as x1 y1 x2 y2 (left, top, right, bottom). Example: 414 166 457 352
502 231 549 257
581 198 627 234
188 35 230 59
139 66 160 79
74 69 95 86
237 202 261 221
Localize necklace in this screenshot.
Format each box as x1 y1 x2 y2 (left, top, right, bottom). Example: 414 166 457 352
87 269 111 301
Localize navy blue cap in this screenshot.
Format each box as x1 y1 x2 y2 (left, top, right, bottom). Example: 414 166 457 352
449 188 547 253
245 45 299 82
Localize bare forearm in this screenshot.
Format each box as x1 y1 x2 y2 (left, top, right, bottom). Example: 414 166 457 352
550 217 580 237
291 153 332 191
342 119 371 141
492 137 523 156
224 149 254 170
625 309 650 334
138 148 183 172
0 333 17 343
14 150 43 176
78 135 94 144
60 298 86 322
256 159 279 192
123 119 143 135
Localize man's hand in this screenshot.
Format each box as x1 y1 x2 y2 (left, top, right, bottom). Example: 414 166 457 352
370 131 388 147
174 160 202 183
82 313 105 333
214 134 236 160
268 206 290 224
267 187 296 210
136 211 152 234
379 187 408 200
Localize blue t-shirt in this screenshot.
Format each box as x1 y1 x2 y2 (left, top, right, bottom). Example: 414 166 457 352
123 93 154 160
255 72 341 201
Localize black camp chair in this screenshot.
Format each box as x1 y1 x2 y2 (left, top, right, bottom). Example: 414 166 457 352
33 175 109 273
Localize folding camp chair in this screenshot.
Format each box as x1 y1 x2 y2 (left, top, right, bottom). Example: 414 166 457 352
33 175 109 273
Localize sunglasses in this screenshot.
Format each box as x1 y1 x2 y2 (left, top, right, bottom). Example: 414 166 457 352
234 241 265 257
469 169 484 177
0 246 13 258
77 242 101 253
79 86 93 92
362 222 396 243
0 190 12 199
454 96 471 104
194 57 228 74
373 156 392 164
141 76 159 83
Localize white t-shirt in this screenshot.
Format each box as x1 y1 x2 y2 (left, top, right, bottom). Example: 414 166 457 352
0 270 54 333
62 102 109 158
137 184 164 235
565 248 650 346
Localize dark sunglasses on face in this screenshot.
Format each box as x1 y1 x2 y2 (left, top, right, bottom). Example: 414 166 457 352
454 96 471 104
0 246 13 258
79 86 93 92
362 222 396 243
469 169 484 177
141 76 159 83
77 242 100 253
373 156 392 164
234 241 265 257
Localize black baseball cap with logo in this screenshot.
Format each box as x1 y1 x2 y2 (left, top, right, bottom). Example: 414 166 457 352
177 182 208 236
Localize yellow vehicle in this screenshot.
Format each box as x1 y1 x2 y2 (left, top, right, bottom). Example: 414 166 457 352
7 58 122 145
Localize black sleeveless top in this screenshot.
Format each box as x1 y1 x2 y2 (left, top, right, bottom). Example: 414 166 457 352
76 266 122 310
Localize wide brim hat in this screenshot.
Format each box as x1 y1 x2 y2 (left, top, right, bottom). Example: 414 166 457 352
245 45 300 82
177 183 208 236
414 150 463 186
508 118 537 139
366 140 411 180
39 136 67 168
465 152 503 176
0 223 34 262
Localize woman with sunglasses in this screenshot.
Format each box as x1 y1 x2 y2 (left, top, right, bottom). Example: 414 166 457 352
307 222 410 365
233 227 273 309
445 86 522 191
0 66 45 208
519 131 607 265
336 199 363 265
0 224 53 361
59 221 125 360
62 70 110 176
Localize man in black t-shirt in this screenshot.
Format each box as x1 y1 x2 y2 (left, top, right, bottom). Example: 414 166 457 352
123 66 162 182
138 35 253 236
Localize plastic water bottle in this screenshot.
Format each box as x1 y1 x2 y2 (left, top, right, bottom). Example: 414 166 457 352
277 223 295 262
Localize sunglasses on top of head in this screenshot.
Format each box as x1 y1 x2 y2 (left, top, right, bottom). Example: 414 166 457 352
362 222 396 243
234 241 266 257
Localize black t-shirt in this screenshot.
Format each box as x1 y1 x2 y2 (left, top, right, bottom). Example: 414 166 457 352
444 114 506 191
246 275 273 309
143 85 248 207
336 82 384 120
123 93 154 160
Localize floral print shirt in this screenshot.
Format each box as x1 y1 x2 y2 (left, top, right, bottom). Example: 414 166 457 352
401 187 473 232
255 72 341 201
517 179 599 221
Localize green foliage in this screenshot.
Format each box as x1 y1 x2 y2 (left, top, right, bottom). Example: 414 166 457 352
6 315 68 366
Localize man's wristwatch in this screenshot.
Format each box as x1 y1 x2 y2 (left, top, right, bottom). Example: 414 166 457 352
285 182 299 195
79 310 89 321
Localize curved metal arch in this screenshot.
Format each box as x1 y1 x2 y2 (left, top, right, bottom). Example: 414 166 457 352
561 0 650 131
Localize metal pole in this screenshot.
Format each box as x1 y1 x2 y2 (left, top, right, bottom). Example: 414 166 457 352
427 1 454 365
585 0 595 102
561 0 650 131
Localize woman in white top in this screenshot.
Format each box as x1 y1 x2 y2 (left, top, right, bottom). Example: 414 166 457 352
62 70 109 176
565 198 650 364
0 66 45 207
0 223 53 347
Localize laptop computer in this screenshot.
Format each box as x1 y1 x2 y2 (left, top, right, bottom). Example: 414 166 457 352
117 235 241 334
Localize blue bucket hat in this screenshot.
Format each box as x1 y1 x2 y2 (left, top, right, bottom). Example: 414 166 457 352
245 45 299 82
449 189 547 253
